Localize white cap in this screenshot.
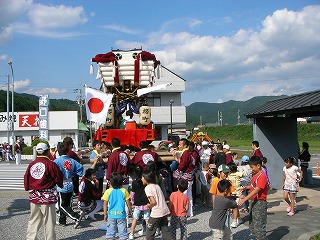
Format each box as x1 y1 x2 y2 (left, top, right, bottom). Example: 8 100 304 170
49 142 57 148
36 143 48 153
202 141 209 146
223 144 230 150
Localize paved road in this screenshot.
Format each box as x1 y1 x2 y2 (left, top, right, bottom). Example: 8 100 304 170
1 160 319 239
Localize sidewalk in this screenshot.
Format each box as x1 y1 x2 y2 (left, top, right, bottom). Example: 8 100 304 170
0 185 319 239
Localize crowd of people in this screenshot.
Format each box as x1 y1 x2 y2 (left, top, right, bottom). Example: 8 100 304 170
23 136 311 240
0 139 22 164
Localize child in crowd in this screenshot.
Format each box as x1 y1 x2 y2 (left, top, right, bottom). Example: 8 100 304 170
209 180 238 240
227 162 243 196
227 162 243 228
237 156 252 213
209 164 218 182
142 170 174 240
129 166 150 239
78 169 103 222
169 179 189 240
102 172 133 240
262 157 272 189
90 140 108 193
232 152 239 166
209 164 242 228
238 156 269 240
199 162 211 207
282 157 303 216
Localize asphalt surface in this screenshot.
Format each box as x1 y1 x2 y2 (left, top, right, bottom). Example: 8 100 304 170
0 160 320 239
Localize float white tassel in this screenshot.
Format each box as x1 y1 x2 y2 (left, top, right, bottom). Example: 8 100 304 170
139 54 142 69
90 60 94 75
96 69 102 79
112 62 116 78
157 65 160 79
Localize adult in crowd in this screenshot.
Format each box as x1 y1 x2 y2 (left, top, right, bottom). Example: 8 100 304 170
78 168 103 221
252 140 263 157
24 142 63 240
63 137 83 196
172 138 195 217
131 140 160 170
14 139 21 165
214 144 226 168
223 144 233 165
49 143 58 161
90 140 108 193
199 141 211 168
189 141 201 204
106 138 130 188
54 144 83 226
299 142 311 187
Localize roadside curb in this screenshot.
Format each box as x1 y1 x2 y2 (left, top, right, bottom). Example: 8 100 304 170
298 230 320 240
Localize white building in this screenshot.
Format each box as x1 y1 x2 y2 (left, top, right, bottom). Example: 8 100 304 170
0 111 87 149
145 66 186 139
107 66 187 140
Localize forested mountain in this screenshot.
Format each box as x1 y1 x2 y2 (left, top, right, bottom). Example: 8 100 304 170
0 90 80 112
186 95 286 127
0 90 285 127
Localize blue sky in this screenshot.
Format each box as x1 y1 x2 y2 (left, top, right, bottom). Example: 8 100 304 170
0 0 319 106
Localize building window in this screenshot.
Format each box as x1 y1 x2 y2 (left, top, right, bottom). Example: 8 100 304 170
147 93 161 106
61 132 75 140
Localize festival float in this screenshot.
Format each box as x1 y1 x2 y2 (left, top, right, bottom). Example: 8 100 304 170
90 48 164 148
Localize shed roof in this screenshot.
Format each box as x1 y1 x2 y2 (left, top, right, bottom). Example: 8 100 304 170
245 90 320 118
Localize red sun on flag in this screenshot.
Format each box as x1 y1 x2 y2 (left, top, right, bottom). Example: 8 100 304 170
88 98 104 113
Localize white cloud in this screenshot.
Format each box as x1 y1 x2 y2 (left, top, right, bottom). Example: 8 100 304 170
0 0 32 44
115 40 145 50
28 4 87 29
188 18 202 28
23 87 67 96
14 22 88 38
0 1 89 44
0 77 67 96
101 24 141 35
143 5 320 102
0 54 8 61
14 79 31 90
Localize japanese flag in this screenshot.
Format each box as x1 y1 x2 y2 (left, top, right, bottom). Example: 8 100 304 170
85 86 113 124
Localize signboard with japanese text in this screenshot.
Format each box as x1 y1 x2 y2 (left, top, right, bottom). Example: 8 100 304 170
39 95 49 141
19 114 39 127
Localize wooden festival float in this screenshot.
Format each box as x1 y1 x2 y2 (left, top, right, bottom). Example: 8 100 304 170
90 48 174 161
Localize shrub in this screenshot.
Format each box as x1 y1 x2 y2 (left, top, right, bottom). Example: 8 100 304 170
21 146 34 155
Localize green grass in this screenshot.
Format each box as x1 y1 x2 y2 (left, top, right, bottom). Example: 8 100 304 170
310 233 320 240
198 124 320 154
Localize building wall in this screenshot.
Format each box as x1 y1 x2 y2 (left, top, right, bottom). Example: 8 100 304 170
135 67 187 140
0 111 80 149
254 117 299 189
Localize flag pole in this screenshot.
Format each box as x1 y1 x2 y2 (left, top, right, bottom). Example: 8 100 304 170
89 121 93 148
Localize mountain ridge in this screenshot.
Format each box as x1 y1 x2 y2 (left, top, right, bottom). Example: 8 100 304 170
0 90 285 127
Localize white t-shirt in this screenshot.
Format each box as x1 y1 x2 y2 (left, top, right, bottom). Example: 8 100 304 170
145 183 170 218
283 165 299 185
199 170 209 186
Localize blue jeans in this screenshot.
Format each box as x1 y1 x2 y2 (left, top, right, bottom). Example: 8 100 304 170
301 166 308 185
105 218 128 239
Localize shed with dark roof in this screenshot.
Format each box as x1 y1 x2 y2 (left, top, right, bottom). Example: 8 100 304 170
245 90 320 189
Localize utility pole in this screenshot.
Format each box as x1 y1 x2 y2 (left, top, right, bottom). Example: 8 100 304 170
74 88 84 122
237 109 240 125
200 116 202 126
219 111 223 126
6 75 10 144
8 61 15 155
